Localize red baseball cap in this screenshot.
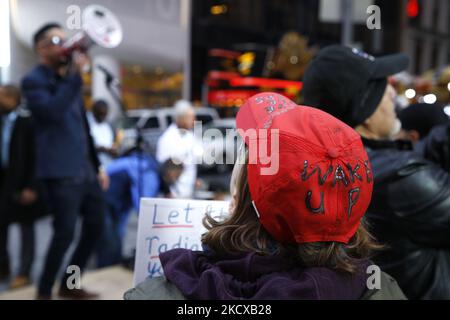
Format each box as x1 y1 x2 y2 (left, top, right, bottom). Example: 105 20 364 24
236 92 373 244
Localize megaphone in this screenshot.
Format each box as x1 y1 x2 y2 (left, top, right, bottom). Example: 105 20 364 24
61 4 123 57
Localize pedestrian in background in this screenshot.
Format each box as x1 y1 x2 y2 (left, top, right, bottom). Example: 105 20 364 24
0 84 44 289
87 99 118 167
156 100 197 199
303 45 450 299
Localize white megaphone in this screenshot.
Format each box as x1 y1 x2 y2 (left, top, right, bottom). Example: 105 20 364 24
61 4 123 57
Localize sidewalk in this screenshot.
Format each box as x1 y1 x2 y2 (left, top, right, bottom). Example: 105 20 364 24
0 266 133 300
0 213 138 295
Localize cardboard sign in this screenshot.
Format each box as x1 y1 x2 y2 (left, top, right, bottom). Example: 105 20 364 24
133 198 229 286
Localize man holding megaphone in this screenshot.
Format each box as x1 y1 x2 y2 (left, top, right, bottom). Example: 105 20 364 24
21 23 108 300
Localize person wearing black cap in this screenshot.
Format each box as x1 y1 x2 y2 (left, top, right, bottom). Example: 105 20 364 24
397 103 449 143
303 45 450 299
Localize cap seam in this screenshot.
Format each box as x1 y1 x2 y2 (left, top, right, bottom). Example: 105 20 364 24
277 132 328 157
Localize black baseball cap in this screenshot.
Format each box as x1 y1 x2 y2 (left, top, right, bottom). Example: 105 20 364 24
398 103 449 138
302 45 409 127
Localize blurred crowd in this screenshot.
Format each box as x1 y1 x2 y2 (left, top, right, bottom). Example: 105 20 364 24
0 23 203 299
2 22 450 301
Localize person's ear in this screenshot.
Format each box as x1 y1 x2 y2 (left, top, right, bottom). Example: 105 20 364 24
354 117 372 135
363 115 374 128
35 44 43 56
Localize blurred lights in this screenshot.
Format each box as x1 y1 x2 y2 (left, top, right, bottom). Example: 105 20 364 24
238 52 255 76
210 5 228 15
132 65 142 74
0 0 11 68
444 106 450 116
289 56 298 64
423 94 437 104
407 0 419 18
447 82 450 92
404 88 416 99
213 99 247 108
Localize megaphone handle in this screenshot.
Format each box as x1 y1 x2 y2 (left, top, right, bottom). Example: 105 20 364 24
104 73 114 86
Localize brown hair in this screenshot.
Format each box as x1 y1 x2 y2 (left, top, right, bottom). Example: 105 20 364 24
202 149 382 274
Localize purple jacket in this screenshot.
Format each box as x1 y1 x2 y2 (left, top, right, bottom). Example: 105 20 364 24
157 248 371 300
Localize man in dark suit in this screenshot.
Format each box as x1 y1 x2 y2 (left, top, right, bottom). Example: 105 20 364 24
21 23 108 300
0 85 42 289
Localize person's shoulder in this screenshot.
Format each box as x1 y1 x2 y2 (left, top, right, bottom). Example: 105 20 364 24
22 65 48 86
368 147 434 180
368 146 423 165
361 272 407 300
86 112 96 126
16 107 32 118
123 276 186 300
371 147 450 201
158 124 177 141
166 123 179 133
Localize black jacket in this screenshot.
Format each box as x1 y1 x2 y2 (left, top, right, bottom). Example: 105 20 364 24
363 129 450 300
0 109 45 223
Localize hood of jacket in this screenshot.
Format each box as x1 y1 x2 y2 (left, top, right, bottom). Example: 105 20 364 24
159 248 371 300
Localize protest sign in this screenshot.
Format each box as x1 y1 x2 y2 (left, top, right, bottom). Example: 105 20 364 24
133 197 229 286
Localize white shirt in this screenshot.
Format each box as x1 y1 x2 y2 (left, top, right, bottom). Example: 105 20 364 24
87 112 115 166
156 123 197 198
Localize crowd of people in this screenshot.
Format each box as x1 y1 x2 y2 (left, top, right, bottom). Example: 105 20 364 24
126 46 450 300
0 23 199 299
1 22 450 300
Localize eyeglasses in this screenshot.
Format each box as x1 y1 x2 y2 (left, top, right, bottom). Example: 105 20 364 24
41 36 64 47
50 36 64 46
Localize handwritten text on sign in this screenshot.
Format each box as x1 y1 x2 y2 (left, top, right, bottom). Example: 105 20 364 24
134 198 229 285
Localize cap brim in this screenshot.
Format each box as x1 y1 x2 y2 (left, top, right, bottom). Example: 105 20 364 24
371 53 409 79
